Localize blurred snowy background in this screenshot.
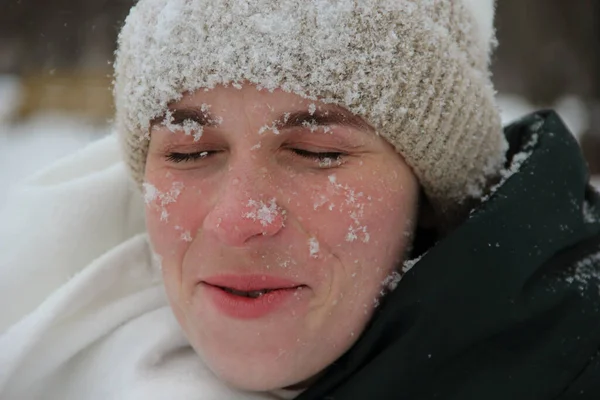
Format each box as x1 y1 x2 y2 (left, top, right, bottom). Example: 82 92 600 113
0 0 599 207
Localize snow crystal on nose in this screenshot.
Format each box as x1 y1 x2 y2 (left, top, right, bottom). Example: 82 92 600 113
244 198 281 226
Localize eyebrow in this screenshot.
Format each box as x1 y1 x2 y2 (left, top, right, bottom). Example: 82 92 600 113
279 105 373 133
150 107 221 128
150 104 373 133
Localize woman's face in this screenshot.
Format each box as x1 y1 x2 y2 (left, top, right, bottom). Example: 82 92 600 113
145 84 419 391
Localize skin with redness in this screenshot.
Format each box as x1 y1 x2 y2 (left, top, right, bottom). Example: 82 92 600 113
144 84 420 391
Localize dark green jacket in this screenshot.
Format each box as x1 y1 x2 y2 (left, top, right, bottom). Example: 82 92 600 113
298 110 600 400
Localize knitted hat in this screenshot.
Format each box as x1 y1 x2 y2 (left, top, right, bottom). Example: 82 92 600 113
114 0 507 219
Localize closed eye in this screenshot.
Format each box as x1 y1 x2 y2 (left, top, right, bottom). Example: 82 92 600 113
165 151 216 163
291 149 343 160
290 148 346 167
165 149 346 167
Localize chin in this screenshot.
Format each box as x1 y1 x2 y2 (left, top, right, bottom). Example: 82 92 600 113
208 358 311 392
193 336 329 392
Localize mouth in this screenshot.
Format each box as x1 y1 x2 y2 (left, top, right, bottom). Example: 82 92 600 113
213 285 282 299
201 274 305 294
200 274 308 319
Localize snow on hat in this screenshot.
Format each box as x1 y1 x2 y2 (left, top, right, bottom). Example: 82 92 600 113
114 0 507 220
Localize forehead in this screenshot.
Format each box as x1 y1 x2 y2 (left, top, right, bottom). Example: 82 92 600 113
155 84 374 133
174 84 324 117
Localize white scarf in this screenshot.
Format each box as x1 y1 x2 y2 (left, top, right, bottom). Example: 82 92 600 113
0 134 298 400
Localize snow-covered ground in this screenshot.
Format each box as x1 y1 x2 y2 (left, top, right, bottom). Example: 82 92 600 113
0 75 598 208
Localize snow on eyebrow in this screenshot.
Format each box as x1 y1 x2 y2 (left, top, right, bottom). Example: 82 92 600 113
161 109 178 133
258 122 280 135
155 105 225 141
186 121 204 142
257 104 361 140
302 119 319 133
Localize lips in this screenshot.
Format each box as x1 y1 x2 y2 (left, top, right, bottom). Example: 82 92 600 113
217 286 276 299
201 274 307 319
202 274 303 293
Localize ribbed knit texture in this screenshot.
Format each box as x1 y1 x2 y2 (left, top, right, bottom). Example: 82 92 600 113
113 0 507 219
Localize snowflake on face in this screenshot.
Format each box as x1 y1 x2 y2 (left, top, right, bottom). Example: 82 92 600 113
244 198 282 227
143 181 185 223
180 231 193 242
258 122 280 135
327 176 370 243
143 183 159 205
308 237 320 257
382 271 402 292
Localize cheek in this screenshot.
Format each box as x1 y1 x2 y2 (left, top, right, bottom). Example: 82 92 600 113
299 173 414 264
144 177 208 273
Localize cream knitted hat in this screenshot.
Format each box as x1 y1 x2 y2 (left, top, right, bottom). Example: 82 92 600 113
114 0 507 219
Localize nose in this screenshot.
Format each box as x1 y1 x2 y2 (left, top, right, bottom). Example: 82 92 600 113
203 171 286 247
